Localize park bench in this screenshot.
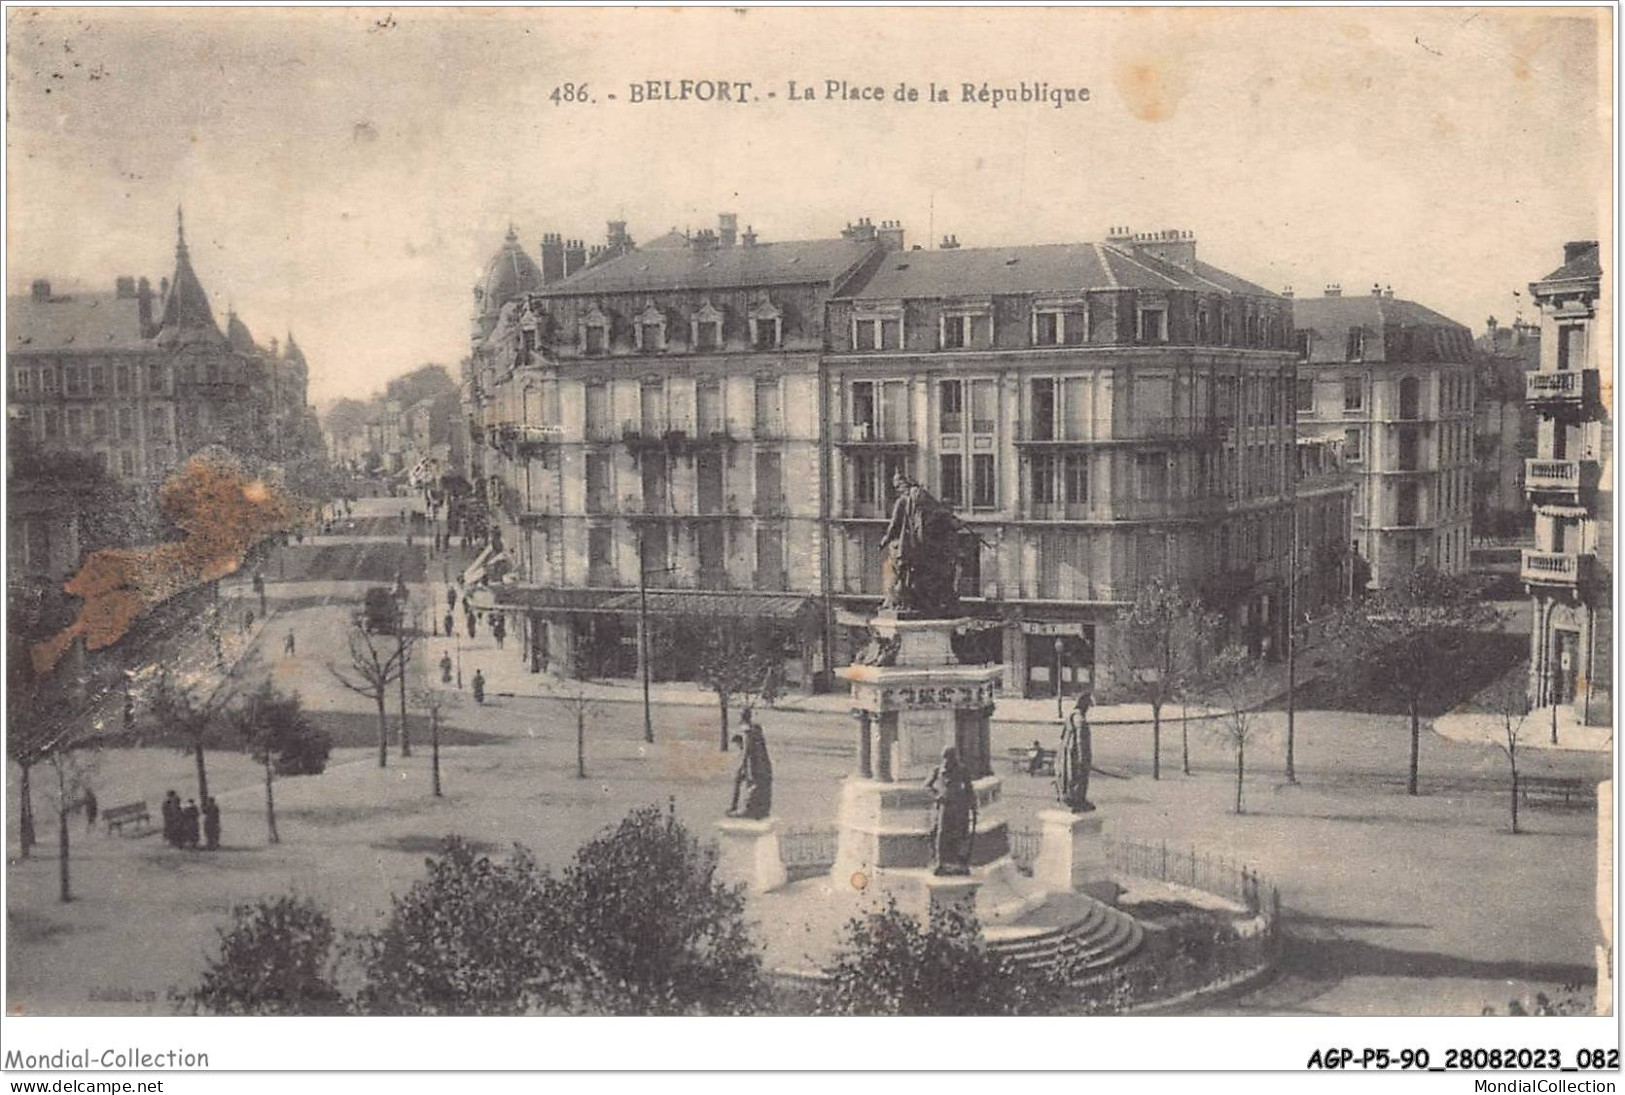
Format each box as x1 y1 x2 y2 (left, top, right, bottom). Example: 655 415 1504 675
104 801 152 836
1007 746 1056 776
1518 776 1595 809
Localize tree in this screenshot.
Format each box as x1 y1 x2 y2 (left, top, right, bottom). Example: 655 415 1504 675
148 670 217 805
1483 670 1533 835
358 839 567 1016
814 897 1073 1015
410 687 457 796
1198 645 1269 815
694 621 784 752
540 675 598 779
329 621 414 767
553 804 763 1014
181 895 348 1015
1113 578 1218 779
1334 567 1496 795
230 682 326 845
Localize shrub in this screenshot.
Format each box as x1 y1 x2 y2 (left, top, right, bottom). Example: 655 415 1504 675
358 838 566 1015
274 721 333 775
179 895 347 1015
553 803 764 1014
814 897 1074 1016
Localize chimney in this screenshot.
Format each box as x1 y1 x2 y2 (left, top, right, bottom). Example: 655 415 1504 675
1383 285 1394 299
606 220 630 252
1105 225 1136 247
718 213 738 248
29 279 51 302
161 277 170 299
876 219 905 252
690 228 720 250
137 277 154 334
1281 285 1294 299
940 234 961 250
1564 240 1599 266
115 276 136 299
741 224 758 247
563 238 587 277
1129 228 1198 272
841 217 878 243
589 244 606 265
1371 283 1383 297
1324 284 1341 297
540 233 565 283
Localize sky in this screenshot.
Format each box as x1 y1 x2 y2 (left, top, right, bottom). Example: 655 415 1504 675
6 6 1611 406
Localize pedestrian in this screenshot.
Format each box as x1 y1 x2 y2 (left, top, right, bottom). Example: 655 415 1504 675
182 799 201 850
83 788 98 830
472 669 486 704
440 652 453 684
444 611 455 639
203 796 221 851
466 612 478 640
447 585 457 612
284 630 297 656
253 571 267 616
161 790 181 846
492 615 506 650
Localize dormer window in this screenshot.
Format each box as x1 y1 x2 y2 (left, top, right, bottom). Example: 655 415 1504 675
852 310 901 351
1346 328 1365 361
635 301 668 353
691 301 724 352
749 297 783 350
942 315 971 349
1137 305 1168 343
1033 310 1062 346
581 305 610 356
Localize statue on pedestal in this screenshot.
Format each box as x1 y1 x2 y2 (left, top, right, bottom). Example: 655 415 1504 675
926 745 976 875
726 709 774 819
1057 691 1094 813
879 473 981 619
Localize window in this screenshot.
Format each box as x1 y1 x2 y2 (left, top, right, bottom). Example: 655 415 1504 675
854 319 876 351
941 315 970 349
585 452 611 513
92 408 109 438
1296 330 1312 360
12 368 30 394
694 319 721 351
1135 451 1169 500
1342 376 1364 412
1196 308 1210 343
41 366 58 394
148 406 168 439
118 407 134 440
63 366 81 395
1296 377 1314 413
1064 453 1089 504
971 453 996 509
1137 306 1168 343
940 454 964 507
116 365 131 395
939 379 963 434
1221 309 1234 345
1398 376 1420 420
1029 378 1056 441
90 364 107 394
749 300 783 350
755 525 785 591
971 379 997 434
851 381 876 439
641 452 669 512
66 408 83 438
696 449 724 513
1346 328 1365 361
1557 325 1586 371
1030 454 1057 504
1343 427 1363 462
147 363 164 392
120 450 135 477
754 451 784 514
585 382 611 439
640 380 665 435
696 380 724 435
588 526 614 584
43 409 60 438
1034 311 1061 346
753 377 782 436
584 324 607 355
635 302 667 353
205 362 219 384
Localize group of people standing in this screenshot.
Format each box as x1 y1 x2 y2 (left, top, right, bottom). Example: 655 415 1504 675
161 790 220 850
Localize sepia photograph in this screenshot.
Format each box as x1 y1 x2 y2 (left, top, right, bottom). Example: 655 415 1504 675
2 2 1617 1076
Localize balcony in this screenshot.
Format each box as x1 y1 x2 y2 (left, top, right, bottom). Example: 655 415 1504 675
1025 500 1093 521
834 421 915 448
1524 458 1600 502
1526 369 1601 408
1015 416 1222 446
1104 495 1225 521
1520 549 1598 590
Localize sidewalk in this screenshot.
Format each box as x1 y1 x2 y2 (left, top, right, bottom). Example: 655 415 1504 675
1434 705 1613 753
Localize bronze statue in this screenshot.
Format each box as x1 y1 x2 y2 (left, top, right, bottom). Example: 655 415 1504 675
926 745 976 875
1057 691 1094 813
726 709 773 819
879 473 980 618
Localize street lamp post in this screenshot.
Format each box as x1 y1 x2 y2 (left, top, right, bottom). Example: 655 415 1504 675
637 527 678 745
1053 637 1065 720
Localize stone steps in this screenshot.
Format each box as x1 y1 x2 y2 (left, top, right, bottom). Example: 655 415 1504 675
989 898 1144 976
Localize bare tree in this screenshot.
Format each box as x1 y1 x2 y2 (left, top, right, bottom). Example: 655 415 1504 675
694 621 784 752
1483 671 1533 835
149 670 218 805
330 622 415 768
540 674 600 779
1113 578 1218 779
1198 645 1269 815
410 686 459 796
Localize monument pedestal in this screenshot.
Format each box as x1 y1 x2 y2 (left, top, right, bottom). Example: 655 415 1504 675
922 874 983 919
715 817 787 895
1033 808 1118 903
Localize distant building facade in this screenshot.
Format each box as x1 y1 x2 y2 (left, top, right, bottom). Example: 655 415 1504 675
1293 286 1476 589
1473 316 1541 536
462 216 1354 697
1523 241 1610 725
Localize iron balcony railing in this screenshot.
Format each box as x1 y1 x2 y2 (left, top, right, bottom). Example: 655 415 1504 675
1526 369 1600 404
1520 549 1597 588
